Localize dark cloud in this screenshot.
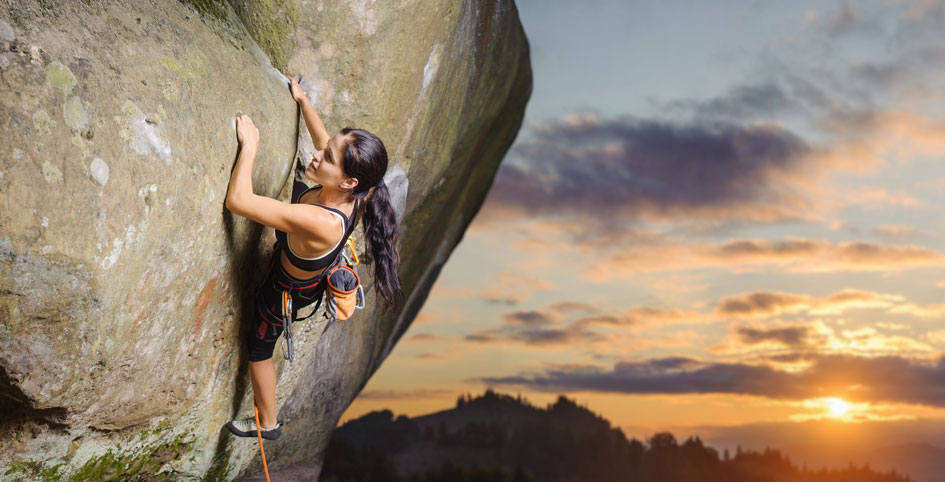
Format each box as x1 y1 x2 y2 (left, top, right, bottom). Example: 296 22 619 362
713 289 902 319
484 116 812 222
572 314 634 327
513 327 599 345
407 333 449 342
481 353 945 406
465 333 498 343
665 83 797 121
736 325 811 347
501 310 558 325
465 324 603 346
849 47 945 96
716 292 809 318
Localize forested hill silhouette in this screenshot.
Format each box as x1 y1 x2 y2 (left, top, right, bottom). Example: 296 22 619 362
321 390 916 482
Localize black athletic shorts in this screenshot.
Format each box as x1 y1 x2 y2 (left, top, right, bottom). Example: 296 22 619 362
246 247 328 362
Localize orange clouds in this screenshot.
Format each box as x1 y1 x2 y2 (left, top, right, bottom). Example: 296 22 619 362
839 187 920 209
874 225 918 238
451 285 945 365
714 289 904 319
585 237 945 280
463 298 710 348
887 301 945 319
710 319 935 358
481 352 945 407
820 110 945 165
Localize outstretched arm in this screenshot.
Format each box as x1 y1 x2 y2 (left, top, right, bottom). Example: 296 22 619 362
225 115 338 238
290 77 331 151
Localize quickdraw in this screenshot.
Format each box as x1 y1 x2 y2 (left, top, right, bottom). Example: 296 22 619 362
280 289 293 362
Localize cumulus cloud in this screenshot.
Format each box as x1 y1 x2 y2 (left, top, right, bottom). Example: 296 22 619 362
584 237 945 280
714 289 904 319
736 324 813 347
481 352 945 406
819 109 945 166
573 306 705 328
887 301 945 319
465 324 606 347
710 319 934 357
482 116 816 225
406 333 454 343
664 83 799 121
464 299 710 349
501 310 562 325
874 224 918 238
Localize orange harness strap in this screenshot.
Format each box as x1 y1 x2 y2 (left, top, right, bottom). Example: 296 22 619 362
254 405 271 482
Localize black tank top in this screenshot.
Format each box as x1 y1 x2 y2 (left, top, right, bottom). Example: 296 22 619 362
276 183 359 272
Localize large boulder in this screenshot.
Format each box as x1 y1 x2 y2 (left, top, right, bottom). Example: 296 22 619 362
0 0 530 480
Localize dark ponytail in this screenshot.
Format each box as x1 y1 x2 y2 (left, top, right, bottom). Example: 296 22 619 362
340 128 403 305
362 180 402 304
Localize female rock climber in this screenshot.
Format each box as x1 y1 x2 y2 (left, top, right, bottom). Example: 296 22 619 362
224 77 402 440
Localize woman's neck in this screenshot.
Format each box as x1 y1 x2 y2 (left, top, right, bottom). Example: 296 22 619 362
315 185 355 209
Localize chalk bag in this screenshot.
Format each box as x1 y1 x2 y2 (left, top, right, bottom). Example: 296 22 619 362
325 265 365 321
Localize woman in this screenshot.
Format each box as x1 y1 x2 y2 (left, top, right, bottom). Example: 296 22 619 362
224 78 402 440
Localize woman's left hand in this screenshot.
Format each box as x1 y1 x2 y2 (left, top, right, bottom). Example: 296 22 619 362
236 114 259 147
289 77 308 104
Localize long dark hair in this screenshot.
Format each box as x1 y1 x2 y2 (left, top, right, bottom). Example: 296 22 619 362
340 127 402 305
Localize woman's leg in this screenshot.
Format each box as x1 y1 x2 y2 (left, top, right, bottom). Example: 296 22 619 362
249 358 279 428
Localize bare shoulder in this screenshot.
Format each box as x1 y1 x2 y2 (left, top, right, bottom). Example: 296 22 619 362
293 203 346 244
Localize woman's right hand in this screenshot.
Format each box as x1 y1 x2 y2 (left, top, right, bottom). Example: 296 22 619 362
236 114 259 147
289 77 308 104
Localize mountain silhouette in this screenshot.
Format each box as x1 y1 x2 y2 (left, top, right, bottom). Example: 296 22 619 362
321 390 919 482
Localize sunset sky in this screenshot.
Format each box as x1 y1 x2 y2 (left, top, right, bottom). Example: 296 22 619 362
343 0 945 451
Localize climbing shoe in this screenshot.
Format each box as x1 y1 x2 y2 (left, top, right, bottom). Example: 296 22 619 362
226 416 282 440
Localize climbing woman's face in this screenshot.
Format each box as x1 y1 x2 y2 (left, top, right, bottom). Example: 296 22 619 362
306 133 353 189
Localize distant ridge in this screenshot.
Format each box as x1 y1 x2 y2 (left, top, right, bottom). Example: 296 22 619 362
781 441 945 482
321 390 918 482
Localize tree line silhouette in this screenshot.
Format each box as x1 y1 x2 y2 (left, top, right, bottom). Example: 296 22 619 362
320 390 914 482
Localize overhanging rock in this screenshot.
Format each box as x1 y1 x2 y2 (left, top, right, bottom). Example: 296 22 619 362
0 0 530 480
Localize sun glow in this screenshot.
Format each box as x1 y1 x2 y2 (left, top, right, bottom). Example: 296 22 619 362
789 397 880 422
826 397 850 417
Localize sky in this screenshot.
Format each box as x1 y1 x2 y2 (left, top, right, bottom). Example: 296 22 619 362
342 0 945 453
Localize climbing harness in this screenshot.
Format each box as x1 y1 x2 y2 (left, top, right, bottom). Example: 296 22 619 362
269 234 365 363
253 405 272 482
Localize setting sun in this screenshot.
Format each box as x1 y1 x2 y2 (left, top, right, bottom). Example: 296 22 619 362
827 398 851 417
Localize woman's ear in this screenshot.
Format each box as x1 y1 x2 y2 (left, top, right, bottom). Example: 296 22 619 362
341 177 359 191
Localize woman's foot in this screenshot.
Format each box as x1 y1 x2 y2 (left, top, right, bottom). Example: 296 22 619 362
226 416 282 440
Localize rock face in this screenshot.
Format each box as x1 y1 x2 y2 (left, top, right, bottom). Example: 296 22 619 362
0 0 530 480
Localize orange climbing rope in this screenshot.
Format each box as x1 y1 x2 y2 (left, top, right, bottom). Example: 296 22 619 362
254 405 272 482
